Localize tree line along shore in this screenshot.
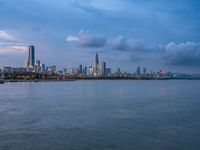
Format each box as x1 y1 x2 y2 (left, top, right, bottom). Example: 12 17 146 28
1 72 200 82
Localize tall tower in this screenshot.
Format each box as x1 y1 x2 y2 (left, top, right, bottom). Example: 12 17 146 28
136 66 141 76
93 52 100 77
27 45 35 68
95 52 99 65
35 59 41 73
78 64 83 75
101 62 106 77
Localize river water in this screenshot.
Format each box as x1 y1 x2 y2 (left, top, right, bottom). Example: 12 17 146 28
0 80 200 150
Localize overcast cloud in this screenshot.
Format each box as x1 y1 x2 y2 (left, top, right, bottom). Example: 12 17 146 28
0 0 200 72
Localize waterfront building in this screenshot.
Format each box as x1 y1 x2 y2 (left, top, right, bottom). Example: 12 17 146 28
136 66 141 76
93 52 100 77
82 66 87 76
78 64 83 75
101 62 106 77
70 67 79 76
89 66 93 76
35 60 41 73
143 67 147 74
106 68 112 76
12 67 26 73
41 64 46 73
27 45 35 69
58 70 63 75
2 67 26 73
63 68 67 74
115 67 121 76
3 66 13 73
47 66 56 74
69 68 73 76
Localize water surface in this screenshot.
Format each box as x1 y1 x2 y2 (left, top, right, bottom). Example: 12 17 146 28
0 80 200 150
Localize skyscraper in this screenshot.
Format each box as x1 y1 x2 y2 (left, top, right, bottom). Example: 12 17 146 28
93 52 100 77
102 62 106 77
78 64 83 75
27 45 35 69
106 68 112 76
89 66 93 76
136 66 141 76
83 66 87 76
116 67 121 76
42 64 46 73
143 67 147 74
63 68 67 74
35 60 41 72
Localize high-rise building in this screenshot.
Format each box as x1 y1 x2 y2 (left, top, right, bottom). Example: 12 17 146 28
93 52 100 77
41 64 46 73
27 45 35 69
63 68 67 74
106 68 112 76
47 66 56 74
78 64 83 75
85 66 87 76
82 66 87 76
143 67 147 74
101 62 106 77
3 66 13 73
35 60 41 72
89 66 93 76
136 66 141 76
51 66 56 73
115 67 121 76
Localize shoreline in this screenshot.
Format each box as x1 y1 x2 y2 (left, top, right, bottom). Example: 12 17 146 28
1 77 200 83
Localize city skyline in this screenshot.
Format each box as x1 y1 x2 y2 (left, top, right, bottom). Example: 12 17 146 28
0 44 198 75
0 46 176 79
0 0 200 73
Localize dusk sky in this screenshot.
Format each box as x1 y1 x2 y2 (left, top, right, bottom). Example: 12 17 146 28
0 0 200 73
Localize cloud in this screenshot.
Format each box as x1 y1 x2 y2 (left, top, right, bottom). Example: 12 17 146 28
32 27 41 32
66 31 200 68
66 36 79 42
108 36 127 50
79 34 106 47
66 31 166 53
0 30 27 54
163 41 200 66
66 30 107 47
0 45 27 54
108 36 164 53
0 30 15 40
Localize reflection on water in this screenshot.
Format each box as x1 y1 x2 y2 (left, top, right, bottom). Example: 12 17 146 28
160 85 167 96
0 80 200 150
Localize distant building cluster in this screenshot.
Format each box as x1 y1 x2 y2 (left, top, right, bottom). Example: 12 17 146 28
1 45 197 79
63 52 112 77
0 46 113 77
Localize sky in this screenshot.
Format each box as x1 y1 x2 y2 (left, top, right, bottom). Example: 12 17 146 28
0 0 200 73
